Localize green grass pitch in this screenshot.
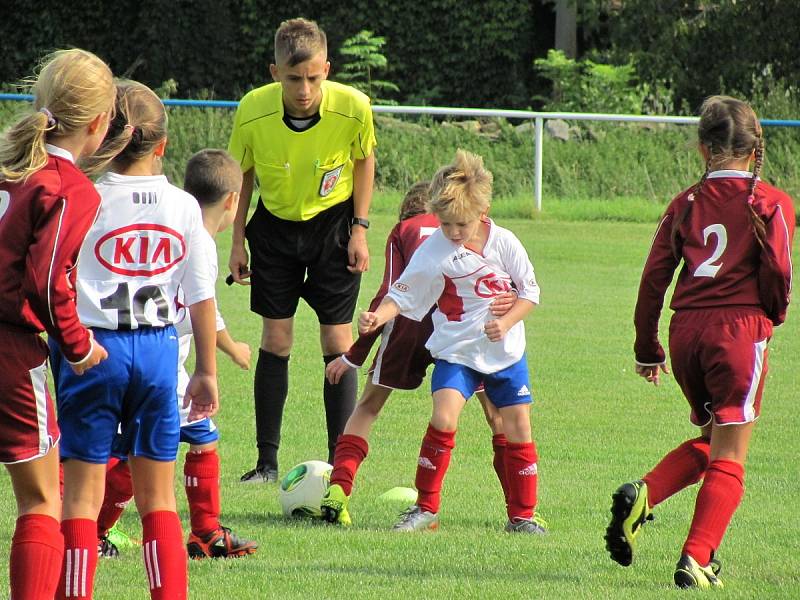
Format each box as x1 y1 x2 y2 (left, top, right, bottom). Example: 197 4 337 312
1 206 798 599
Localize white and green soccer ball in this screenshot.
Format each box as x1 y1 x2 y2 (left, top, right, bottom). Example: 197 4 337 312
278 460 332 518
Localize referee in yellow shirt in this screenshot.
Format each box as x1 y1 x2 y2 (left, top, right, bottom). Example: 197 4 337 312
228 18 376 483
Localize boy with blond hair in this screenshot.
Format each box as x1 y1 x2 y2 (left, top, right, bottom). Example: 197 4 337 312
359 150 546 534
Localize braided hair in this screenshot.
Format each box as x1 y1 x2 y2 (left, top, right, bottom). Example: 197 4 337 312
670 95 766 257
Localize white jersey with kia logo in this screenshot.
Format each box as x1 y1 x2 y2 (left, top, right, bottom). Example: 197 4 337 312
76 172 215 330
386 219 539 374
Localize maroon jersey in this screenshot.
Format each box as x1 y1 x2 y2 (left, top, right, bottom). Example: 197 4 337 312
0 151 100 362
345 212 440 366
634 171 795 365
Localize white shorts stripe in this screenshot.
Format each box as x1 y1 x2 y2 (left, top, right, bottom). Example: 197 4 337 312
743 338 767 422
371 317 396 386
29 360 49 456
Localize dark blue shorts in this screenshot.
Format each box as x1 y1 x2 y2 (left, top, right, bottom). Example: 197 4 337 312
431 355 532 408
51 327 180 463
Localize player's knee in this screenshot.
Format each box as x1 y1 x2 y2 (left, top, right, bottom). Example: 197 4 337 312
357 394 385 419
485 413 504 435
500 411 531 442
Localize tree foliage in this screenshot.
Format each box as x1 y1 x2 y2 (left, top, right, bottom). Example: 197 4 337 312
585 0 800 113
337 31 399 105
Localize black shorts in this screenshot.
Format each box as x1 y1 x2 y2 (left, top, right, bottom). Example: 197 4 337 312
245 198 361 324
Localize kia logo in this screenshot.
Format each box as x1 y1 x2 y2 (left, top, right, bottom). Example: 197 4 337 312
474 273 511 298
95 224 186 276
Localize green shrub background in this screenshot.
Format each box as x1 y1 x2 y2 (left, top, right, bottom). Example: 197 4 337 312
2 100 799 219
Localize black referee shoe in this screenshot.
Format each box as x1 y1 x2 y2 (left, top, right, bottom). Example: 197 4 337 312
240 465 278 484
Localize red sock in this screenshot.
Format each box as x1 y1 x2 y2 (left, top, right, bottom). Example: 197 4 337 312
329 434 369 496
414 424 456 514
184 449 221 536
58 518 98 599
97 458 134 538
491 434 510 505
505 441 538 521
682 459 745 566
10 514 64 600
642 436 710 507
141 511 187 600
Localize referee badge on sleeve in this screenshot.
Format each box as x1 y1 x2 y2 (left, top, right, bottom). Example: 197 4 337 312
319 165 344 197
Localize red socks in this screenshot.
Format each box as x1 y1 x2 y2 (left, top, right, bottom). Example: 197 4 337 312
414 424 456 514
504 441 538 521
682 459 745 566
10 514 63 600
330 434 369 496
491 433 510 505
58 518 97 599
643 436 711 507
142 511 188 600
97 458 134 538
184 449 221 536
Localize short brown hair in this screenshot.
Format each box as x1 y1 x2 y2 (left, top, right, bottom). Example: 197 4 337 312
274 18 327 67
184 149 242 206
399 181 430 221
427 150 493 221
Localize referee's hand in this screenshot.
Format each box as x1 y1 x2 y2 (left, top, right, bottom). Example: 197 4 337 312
347 232 369 273
228 244 252 285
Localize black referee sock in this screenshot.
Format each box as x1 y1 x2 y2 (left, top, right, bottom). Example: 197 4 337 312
254 349 289 470
323 354 357 464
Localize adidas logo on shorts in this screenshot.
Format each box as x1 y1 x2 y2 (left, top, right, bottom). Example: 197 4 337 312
418 456 436 470
517 385 530 397
518 462 538 476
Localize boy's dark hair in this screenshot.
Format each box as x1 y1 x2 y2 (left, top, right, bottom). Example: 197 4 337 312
274 18 327 67
399 181 430 221
670 95 765 257
184 149 242 206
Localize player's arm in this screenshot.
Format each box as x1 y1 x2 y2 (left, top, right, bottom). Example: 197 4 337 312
359 296 401 335
229 168 254 285
216 327 251 370
26 192 107 373
484 298 536 342
485 234 540 341
185 298 219 420
633 208 680 384
757 197 795 325
348 152 375 274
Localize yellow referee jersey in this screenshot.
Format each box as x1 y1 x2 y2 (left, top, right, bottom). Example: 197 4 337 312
228 80 377 221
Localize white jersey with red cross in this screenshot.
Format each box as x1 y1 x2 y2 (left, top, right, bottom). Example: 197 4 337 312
387 219 539 374
76 172 215 330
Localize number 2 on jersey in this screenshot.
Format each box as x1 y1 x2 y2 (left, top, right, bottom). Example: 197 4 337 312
694 223 727 278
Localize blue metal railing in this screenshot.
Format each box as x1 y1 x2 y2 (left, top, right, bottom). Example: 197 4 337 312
4 93 798 209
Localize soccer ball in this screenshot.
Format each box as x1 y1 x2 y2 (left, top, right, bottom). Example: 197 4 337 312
278 460 332 518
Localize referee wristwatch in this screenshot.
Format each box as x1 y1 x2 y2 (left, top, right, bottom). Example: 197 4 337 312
351 217 370 229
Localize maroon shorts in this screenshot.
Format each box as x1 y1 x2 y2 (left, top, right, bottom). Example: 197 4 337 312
0 326 59 463
368 313 434 390
668 307 772 426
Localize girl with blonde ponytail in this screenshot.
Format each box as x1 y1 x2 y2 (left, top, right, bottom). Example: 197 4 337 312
0 48 114 600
